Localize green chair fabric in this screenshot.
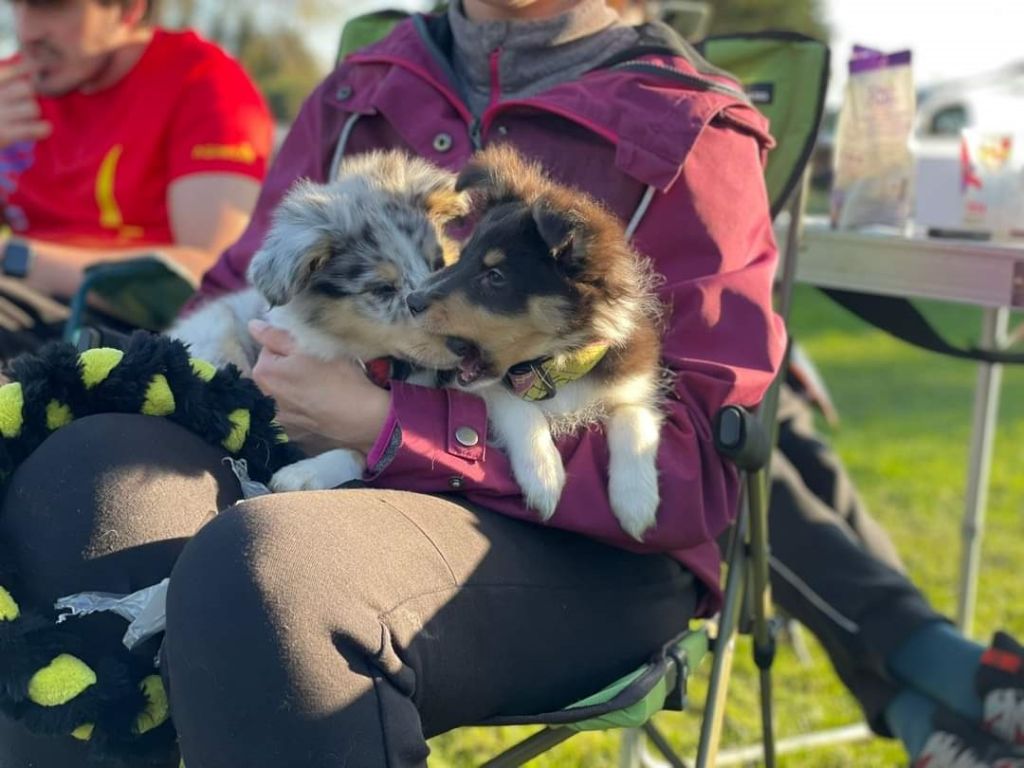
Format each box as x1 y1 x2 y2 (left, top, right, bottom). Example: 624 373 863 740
697 31 830 216
337 9 418 62
472 628 710 733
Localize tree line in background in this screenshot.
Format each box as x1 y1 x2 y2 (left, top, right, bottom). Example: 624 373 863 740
159 0 327 124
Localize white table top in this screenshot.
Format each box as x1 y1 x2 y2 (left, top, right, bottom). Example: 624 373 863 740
788 219 1024 310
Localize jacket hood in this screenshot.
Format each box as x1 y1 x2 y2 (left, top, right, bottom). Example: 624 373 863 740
340 15 774 191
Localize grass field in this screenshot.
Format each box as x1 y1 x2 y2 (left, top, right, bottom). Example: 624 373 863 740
428 286 1024 767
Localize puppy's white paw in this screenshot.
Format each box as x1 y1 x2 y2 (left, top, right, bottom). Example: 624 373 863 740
270 461 326 493
269 450 364 493
606 404 662 541
515 445 566 522
609 460 659 542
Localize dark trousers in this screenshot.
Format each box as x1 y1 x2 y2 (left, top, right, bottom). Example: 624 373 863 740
769 385 943 733
0 415 697 768
0 384 944 764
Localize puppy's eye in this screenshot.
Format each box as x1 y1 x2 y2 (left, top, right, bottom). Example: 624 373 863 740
370 284 397 299
483 269 506 288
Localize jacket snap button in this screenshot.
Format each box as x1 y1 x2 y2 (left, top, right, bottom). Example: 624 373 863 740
449 476 464 489
335 84 353 100
433 132 453 152
497 125 509 135
455 426 479 447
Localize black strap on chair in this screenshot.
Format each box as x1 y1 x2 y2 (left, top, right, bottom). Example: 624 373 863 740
821 288 1024 365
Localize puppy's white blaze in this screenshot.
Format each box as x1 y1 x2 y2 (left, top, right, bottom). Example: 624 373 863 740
485 390 565 520
607 404 662 542
269 449 366 493
265 305 354 362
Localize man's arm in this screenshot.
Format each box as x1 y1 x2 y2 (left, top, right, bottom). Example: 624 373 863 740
9 172 260 298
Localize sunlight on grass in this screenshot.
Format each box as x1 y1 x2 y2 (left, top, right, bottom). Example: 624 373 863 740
429 287 1024 766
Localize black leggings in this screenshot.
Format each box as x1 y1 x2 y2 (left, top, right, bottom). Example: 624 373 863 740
0 415 698 768
767 385 942 733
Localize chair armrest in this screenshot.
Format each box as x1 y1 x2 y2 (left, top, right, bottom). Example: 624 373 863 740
64 255 197 342
714 405 772 472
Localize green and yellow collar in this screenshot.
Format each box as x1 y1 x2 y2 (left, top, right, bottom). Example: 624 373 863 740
503 342 609 401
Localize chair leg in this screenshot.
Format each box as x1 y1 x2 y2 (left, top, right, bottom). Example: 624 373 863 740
480 727 576 768
642 722 690 768
747 464 778 768
619 728 646 768
695 510 748 768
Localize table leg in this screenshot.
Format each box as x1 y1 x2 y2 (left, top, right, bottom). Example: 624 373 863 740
956 306 1010 636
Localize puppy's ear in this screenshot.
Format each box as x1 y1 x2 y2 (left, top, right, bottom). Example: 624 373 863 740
423 187 471 223
247 180 332 306
455 158 506 198
456 145 542 203
387 153 470 223
532 198 585 274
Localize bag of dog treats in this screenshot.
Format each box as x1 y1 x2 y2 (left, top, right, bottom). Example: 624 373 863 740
831 45 916 231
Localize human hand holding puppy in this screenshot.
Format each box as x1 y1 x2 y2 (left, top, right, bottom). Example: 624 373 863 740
249 319 390 456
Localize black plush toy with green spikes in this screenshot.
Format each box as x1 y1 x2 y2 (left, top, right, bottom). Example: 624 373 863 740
0 332 302 764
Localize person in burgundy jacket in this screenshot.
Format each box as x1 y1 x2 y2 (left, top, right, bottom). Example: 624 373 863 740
0 0 787 765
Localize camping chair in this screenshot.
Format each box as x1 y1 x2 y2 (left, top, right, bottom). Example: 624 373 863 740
63 255 197 349
329 15 830 768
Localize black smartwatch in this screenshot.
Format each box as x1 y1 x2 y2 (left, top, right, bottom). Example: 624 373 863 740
2 239 33 278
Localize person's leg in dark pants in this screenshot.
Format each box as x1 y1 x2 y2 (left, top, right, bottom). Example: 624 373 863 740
768 384 945 732
0 412 698 767
162 490 699 768
0 414 242 767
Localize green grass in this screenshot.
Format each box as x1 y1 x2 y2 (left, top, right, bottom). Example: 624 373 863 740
427 287 1024 767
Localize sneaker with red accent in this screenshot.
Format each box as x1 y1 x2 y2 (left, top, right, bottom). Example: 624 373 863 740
914 707 1024 768
978 632 1024 747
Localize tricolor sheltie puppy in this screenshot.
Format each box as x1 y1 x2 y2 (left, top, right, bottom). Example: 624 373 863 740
406 146 665 541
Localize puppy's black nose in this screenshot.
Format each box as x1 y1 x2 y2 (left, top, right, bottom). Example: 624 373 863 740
406 291 430 316
445 337 474 357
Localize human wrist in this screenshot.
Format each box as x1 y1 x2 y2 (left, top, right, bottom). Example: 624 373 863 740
343 386 392 455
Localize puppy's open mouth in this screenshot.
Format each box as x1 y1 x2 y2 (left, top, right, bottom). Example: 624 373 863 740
446 337 489 386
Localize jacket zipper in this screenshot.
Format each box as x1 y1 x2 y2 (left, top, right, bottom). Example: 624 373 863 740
469 119 483 149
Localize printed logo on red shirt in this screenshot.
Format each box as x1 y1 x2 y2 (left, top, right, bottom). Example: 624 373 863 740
190 142 258 164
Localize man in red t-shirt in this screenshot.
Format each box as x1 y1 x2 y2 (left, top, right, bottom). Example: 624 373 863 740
0 0 273 354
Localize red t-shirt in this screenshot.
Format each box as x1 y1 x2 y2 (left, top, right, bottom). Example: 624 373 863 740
0 29 273 248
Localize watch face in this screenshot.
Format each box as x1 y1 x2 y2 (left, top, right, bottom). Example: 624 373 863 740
3 241 31 278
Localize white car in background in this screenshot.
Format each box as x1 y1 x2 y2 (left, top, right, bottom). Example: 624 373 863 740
911 64 1024 234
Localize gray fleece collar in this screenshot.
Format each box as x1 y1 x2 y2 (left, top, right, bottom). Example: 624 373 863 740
448 0 639 115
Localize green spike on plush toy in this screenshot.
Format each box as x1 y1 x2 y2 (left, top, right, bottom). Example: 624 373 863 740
79 348 125 389
135 675 170 735
223 408 251 453
189 357 217 383
0 383 24 439
27 654 97 707
0 586 20 621
46 400 74 431
142 375 176 417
